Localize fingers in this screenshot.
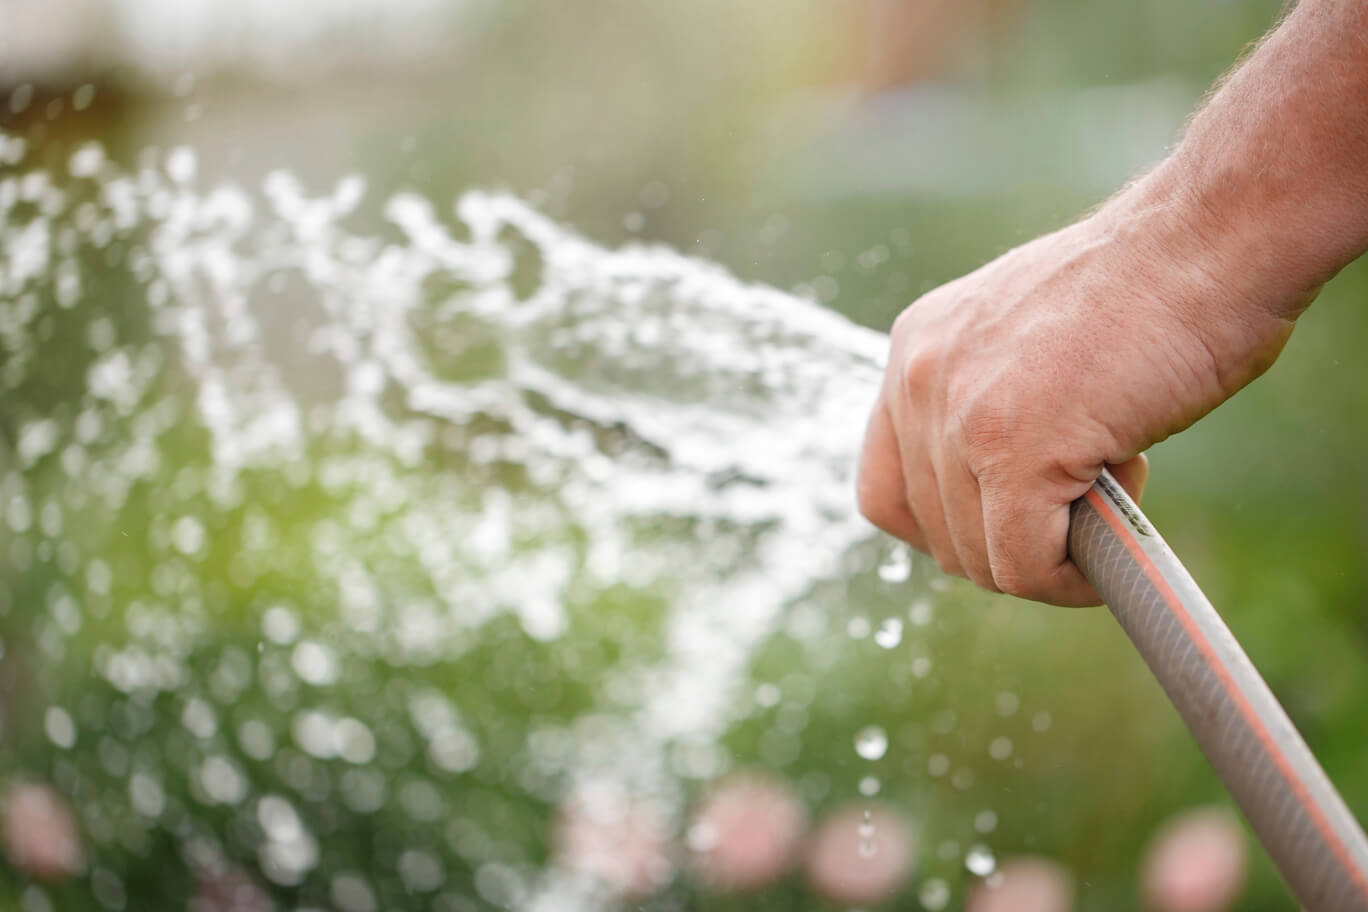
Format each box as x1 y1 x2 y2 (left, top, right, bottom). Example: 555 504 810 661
855 400 926 552
880 375 966 578
969 455 1152 606
859 380 992 586
857 389 964 578
862 362 1151 605
900 449 963 578
936 455 998 591
980 477 1103 607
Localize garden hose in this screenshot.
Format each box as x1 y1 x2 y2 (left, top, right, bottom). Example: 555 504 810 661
1068 469 1368 911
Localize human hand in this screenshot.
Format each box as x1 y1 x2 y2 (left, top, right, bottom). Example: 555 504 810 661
857 185 1300 605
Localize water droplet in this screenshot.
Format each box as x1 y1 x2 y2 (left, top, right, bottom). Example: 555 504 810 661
754 683 782 708
989 736 1013 761
877 547 911 583
686 822 718 852
857 809 877 858
854 726 888 761
335 717 377 765
171 515 205 556
199 754 248 804
292 640 339 686
858 776 881 797
919 877 950 910
873 617 903 649
965 844 996 877
238 719 277 761
1032 711 1053 733
181 697 218 739
263 604 301 644
331 873 378 912
44 706 76 749
398 849 445 892
974 809 998 834
129 772 165 818
68 143 105 179
908 597 933 627
847 616 871 639
166 146 197 184
994 691 1020 717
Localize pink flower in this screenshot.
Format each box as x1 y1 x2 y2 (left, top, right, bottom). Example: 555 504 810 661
2 781 83 882
1141 807 1247 912
804 802 915 904
688 773 807 891
967 857 1075 912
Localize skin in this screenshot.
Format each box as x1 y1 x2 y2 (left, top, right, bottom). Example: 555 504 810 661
858 0 1368 605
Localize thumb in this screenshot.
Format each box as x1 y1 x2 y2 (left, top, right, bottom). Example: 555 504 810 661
1105 452 1150 504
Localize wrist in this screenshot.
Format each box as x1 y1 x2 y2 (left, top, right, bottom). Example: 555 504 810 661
1084 166 1301 392
1093 156 1329 322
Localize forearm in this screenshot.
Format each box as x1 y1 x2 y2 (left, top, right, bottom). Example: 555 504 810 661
1107 0 1368 320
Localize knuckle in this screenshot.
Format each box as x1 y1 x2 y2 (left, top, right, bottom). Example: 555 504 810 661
931 546 964 579
990 559 1045 601
958 407 1018 477
890 288 944 336
889 306 918 340
990 563 1032 599
979 488 1052 600
897 347 936 399
967 562 1001 593
855 474 897 531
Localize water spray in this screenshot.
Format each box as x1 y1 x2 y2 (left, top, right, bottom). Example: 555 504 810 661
6 133 1367 906
1070 470 1368 910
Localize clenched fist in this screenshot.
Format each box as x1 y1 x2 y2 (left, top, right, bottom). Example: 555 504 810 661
857 179 1299 605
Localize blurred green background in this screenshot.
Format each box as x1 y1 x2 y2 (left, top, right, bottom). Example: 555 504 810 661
2 1 1365 910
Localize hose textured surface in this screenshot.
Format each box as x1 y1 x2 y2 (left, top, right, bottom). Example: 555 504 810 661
1069 470 1368 911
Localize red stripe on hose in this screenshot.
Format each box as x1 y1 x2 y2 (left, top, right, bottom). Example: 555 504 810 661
1084 488 1368 901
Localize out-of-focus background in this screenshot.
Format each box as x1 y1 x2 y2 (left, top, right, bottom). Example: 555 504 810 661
2 1 1365 910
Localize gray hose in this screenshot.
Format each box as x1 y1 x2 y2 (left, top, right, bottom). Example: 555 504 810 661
1068 469 1368 910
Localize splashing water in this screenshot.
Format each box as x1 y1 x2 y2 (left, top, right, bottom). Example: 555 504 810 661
0 135 990 909
858 808 877 858
965 843 997 877
918 876 951 910
2 139 908 907
873 616 903 649
854 726 889 761
876 545 911 583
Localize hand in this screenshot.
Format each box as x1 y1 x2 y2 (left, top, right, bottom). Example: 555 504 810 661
857 186 1298 605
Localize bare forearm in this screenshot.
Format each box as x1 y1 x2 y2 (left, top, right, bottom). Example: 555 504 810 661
1113 0 1368 319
